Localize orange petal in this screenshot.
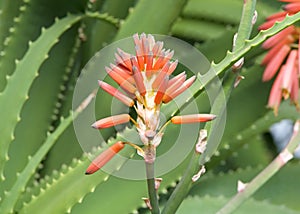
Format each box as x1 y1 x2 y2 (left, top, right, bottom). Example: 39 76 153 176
146 51 154 73
143 37 150 64
92 114 130 129
110 63 134 84
165 72 187 96
116 48 132 71
135 45 145 70
163 76 196 103
132 65 146 96
168 72 186 86
152 41 163 58
171 114 216 124
267 66 285 115
298 33 300 76
153 53 165 70
167 60 178 75
262 26 295 49
154 76 169 105
266 11 288 21
281 50 297 98
290 67 299 106
85 141 125 174
152 62 170 90
280 0 300 2
261 35 294 65
105 66 136 94
258 17 285 30
98 81 134 107
161 50 174 67
284 2 300 13
263 45 290 81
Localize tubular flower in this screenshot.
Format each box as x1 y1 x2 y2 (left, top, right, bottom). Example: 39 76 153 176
259 0 300 114
86 33 216 174
85 141 125 175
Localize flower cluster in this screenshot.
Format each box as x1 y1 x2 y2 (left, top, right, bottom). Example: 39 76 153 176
259 0 300 114
86 33 216 174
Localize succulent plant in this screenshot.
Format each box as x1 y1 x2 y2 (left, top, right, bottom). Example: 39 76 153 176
0 0 299 213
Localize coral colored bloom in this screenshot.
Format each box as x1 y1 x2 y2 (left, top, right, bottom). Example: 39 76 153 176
259 0 300 113
85 141 125 174
87 33 215 173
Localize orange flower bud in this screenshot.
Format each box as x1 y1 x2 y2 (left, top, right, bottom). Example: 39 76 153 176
163 76 196 103
98 80 134 107
284 2 300 14
92 114 130 129
154 77 168 105
105 66 136 94
262 45 290 82
132 65 146 96
171 114 216 124
85 141 125 175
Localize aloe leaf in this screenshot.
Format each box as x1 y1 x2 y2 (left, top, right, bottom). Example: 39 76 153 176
0 0 86 92
171 19 229 41
182 0 243 25
190 162 300 211
0 13 83 182
18 127 138 213
177 195 299 214
114 0 187 40
37 34 83 177
0 0 24 52
0 26 81 199
0 90 95 214
82 0 132 62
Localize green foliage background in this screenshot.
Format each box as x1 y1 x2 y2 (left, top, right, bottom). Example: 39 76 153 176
0 0 299 213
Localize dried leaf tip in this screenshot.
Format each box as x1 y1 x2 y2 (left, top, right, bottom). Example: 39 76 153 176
195 129 208 154
85 141 125 175
237 180 247 192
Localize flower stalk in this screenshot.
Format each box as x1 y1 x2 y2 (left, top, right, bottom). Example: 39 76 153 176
217 120 300 214
143 144 160 213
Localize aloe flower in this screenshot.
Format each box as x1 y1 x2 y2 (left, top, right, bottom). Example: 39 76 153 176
86 33 216 174
259 0 300 114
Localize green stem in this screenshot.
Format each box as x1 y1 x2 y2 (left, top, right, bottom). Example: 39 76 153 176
161 152 199 214
144 144 160 214
146 162 160 214
217 120 300 214
233 0 256 52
